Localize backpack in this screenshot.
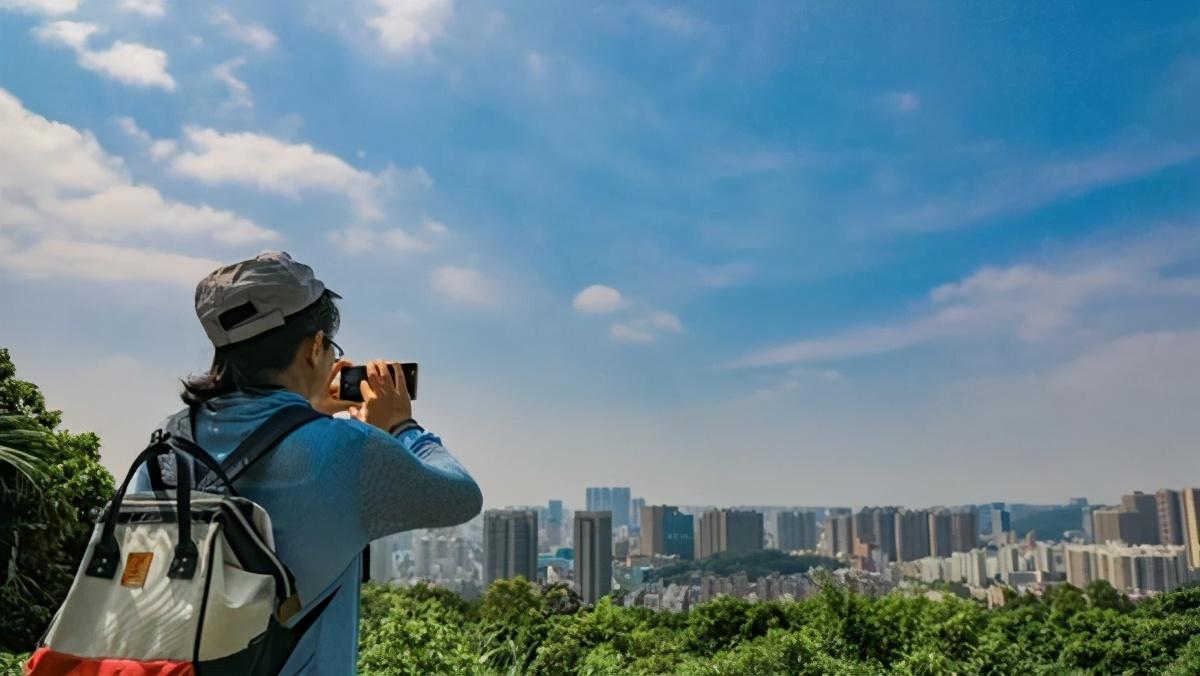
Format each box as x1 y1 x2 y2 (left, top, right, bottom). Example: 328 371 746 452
27 404 336 675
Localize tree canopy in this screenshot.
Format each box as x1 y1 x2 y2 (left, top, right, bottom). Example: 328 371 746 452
0 348 114 651
347 577 1200 674
645 549 842 584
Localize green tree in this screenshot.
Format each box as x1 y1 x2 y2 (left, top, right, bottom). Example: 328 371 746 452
0 348 114 651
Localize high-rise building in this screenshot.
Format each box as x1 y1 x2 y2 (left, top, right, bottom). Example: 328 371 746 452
990 502 1011 539
822 511 854 559
1093 493 1161 546
1157 490 1184 547
640 505 695 560
697 509 763 559
855 506 898 562
950 510 978 553
928 510 953 558
631 497 645 531
1121 492 1160 545
1092 508 1127 545
484 509 538 586
546 499 564 548
777 510 818 551
1182 488 1200 568
1064 543 1190 594
574 511 613 605
894 509 931 562
586 487 632 529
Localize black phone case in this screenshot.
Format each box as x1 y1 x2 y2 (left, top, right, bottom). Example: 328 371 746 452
339 363 418 402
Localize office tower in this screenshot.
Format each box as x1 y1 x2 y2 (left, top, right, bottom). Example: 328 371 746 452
855 506 898 562
928 510 953 558
546 499 564 548
777 510 818 551
586 487 632 529
990 502 1011 538
574 511 613 605
641 505 695 560
1093 493 1161 546
697 509 764 559
631 497 645 531
1121 491 1160 544
1092 508 1125 545
894 509 931 563
853 510 876 548
1182 488 1200 568
822 512 853 559
950 510 978 553
484 509 538 586
1157 490 1184 546
1081 505 1097 543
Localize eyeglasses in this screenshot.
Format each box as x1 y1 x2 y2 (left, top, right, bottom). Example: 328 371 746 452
324 337 344 361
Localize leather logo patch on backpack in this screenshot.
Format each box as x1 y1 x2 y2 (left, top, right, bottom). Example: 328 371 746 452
120 552 154 588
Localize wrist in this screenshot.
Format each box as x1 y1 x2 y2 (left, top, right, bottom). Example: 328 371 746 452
388 418 422 435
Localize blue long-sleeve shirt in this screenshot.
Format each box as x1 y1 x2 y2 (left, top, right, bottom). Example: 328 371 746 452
133 389 483 674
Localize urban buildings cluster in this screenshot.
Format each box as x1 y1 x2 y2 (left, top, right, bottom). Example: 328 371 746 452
365 485 1200 608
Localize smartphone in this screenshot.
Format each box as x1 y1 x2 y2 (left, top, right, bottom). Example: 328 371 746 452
339 363 418 402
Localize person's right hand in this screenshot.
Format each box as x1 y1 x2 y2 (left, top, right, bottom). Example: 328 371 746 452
348 359 413 432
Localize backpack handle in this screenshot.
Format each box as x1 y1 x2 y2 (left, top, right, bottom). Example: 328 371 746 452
85 436 227 580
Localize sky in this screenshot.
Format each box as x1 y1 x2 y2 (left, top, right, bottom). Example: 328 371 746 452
1 1 1199 511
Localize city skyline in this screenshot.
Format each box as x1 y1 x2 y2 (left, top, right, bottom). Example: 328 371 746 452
1 2 1198 508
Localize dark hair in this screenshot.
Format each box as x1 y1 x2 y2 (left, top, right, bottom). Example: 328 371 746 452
181 291 341 405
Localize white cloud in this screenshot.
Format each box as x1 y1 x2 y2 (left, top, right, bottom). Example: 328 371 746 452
422 216 448 235
572 284 625 314
0 238 220 286
170 127 428 220
526 50 546 79
34 21 176 90
637 6 708 36
212 57 252 108
885 91 920 113
39 184 272 245
610 310 683 343
0 0 77 15
210 7 277 51
890 141 1200 232
32 20 97 50
115 115 178 160
367 0 453 54
328 226 431 253
429 265 493 306
118 0 165 18
0 88 275 285
728 227 1200 368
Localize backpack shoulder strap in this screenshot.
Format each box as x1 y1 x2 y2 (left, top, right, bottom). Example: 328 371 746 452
206 405 329 488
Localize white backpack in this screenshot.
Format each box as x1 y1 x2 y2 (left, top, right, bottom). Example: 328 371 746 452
28 405 335 675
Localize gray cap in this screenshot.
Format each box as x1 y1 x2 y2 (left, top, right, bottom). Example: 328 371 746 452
195 251 340 347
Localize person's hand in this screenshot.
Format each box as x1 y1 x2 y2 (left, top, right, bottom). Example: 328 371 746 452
348 359 413 431
311 359 356 416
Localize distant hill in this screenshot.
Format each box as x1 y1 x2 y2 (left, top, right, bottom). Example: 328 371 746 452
644 549 840 584
1011 505 1084 540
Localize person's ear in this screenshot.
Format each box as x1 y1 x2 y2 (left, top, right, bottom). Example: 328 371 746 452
308 330 325 366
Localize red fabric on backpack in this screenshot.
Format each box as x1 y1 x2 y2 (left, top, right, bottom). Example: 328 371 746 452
25 647 195 676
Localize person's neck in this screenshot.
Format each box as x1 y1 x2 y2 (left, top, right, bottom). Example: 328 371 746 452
263 368 311 400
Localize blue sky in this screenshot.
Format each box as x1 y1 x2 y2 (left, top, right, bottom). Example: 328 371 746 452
1 1 1198 509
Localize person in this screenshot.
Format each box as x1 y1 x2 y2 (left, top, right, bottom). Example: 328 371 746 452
134 250 482 674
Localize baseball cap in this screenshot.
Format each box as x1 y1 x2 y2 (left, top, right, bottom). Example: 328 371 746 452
195 251 340 347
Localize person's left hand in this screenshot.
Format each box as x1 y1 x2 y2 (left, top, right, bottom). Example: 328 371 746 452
311 359 355 415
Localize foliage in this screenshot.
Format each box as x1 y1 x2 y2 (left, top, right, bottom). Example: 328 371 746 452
342 578 1200 675
646 548 842 584
1011 505 1086 541
0 348 115 651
